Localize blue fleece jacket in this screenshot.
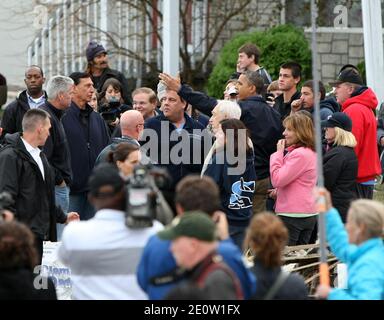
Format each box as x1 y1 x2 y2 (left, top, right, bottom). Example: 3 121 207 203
325 208 384 300
204 150 256 227
137 235 256 300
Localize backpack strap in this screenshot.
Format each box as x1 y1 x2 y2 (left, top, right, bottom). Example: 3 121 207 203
263 271 290 300
194 254 244 300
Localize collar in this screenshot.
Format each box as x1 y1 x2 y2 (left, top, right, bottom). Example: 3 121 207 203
46 102 65 119
26 91 45 103
350 238 384 262
94 209 126 221
20 137 40 154
121 136 140 145
70 101 93 114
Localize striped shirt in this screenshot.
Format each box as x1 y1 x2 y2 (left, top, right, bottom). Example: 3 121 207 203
58 209 163 300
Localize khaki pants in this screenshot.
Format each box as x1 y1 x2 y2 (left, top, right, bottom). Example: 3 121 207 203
252 177 270 215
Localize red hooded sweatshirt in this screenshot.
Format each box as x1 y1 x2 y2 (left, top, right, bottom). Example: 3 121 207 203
342 87 381 183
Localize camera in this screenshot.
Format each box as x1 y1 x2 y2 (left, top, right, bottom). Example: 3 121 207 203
99 101 129 123
0 191 14 222
125 164 170 229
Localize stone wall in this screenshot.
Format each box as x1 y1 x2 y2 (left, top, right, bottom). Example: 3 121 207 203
304 30 365 85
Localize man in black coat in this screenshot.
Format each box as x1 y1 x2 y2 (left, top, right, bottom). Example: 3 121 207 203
0 66 47 142
39 75 74 240
274 62 302 120
0 109 79 264
85 41 131 106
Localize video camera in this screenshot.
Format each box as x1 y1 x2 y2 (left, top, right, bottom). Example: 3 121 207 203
125 164 171 229
0 191 14 222
99 101 130 123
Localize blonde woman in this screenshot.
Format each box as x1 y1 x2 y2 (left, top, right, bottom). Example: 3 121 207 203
316 188 384 300
322 112 358 223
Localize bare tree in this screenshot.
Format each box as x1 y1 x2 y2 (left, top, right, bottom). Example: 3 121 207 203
20 0 280 88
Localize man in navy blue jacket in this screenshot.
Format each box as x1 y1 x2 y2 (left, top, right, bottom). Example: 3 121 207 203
62 72 110 220
137 175 256 300
142 89 209 211
159 72 283 214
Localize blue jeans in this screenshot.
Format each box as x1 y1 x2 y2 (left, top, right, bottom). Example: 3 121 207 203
55 185 69 241
69 192 95 221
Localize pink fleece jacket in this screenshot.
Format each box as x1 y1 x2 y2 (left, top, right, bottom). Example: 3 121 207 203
270 146 317 214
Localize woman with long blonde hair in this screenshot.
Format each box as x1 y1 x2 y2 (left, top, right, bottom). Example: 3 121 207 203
322 112 358 223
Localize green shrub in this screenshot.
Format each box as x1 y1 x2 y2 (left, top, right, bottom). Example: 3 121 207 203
206 24 312 98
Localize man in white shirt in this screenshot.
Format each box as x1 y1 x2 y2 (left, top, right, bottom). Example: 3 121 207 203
0 109 79 264
58 163 163 300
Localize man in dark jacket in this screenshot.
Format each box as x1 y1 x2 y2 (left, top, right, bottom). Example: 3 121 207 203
274 62 302 120
0 66 47 142
96 109 143 164
290 80 340 120
0 109 79 264
142 89 208 210
159 71 283 214
40 75 74 239
62 72 110 220
85 41 131 105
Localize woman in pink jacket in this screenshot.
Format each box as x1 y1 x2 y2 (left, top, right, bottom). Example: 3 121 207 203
270 111 317 246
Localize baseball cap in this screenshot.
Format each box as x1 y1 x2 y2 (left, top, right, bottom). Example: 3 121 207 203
321 112 352 132
86 41 107 62
157 211 216 242
329 68 364 87
88 163 125 197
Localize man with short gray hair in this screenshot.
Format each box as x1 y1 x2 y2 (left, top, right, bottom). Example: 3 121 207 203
40 75 74 239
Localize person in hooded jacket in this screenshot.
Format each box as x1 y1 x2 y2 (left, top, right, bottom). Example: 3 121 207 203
203 119 256 250
322 112 358 223
330 68 381 199
290 80 340 120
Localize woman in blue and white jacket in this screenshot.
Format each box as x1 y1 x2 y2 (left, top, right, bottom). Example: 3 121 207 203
203 119 256 250
316 188 384 300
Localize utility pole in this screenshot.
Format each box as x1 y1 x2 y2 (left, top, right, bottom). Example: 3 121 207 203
163 0 180 75
362 0 384 106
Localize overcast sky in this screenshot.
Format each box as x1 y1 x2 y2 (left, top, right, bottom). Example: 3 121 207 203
0 0 37 89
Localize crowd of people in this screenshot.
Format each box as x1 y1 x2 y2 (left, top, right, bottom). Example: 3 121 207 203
0 40 383 300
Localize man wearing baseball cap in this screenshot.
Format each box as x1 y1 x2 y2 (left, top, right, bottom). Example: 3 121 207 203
330 68 381 199
85 40 131 105
158 212 243 299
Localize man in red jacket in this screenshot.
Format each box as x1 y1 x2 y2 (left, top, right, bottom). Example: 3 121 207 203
330 68 381 199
